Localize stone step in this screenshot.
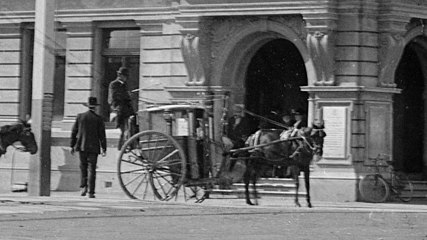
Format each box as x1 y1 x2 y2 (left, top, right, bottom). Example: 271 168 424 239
410 181 427 200
208 178 305 199
208 188 306 199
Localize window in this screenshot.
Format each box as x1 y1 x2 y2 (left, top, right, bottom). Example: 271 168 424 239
104 29 140 49
53 30 67 121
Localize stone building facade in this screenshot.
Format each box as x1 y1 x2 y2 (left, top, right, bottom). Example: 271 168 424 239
0 0 426 201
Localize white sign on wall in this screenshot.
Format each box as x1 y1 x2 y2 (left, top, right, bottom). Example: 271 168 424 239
175 118 189 136
323 106 347 159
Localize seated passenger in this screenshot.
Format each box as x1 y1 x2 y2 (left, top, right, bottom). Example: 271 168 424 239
227 104 254 149
291 108 307 137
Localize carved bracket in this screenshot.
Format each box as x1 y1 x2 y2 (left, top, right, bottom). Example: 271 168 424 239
307 30 335 86
181 33 206 86
378 33 405 88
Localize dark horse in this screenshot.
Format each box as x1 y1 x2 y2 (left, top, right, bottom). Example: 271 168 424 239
0 120 38 157
242 123 326 207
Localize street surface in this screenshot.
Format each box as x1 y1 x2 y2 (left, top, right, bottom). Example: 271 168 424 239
0 192 427 240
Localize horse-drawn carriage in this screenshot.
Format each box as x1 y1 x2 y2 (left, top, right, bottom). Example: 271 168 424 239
116 97 326 207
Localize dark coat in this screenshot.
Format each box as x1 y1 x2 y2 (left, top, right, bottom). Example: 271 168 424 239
71 110 107 154
108 78 134 126
227 116 254 148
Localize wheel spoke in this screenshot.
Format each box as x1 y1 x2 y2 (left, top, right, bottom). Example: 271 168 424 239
118 130 186 201
157 149 180 164
131 173 149 196
152 171 173 199
123 171 148 187
120 168 147 174
121 158 146 168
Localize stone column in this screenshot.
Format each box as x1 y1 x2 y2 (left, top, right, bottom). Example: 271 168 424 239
60 22 95 129
28 0 55 196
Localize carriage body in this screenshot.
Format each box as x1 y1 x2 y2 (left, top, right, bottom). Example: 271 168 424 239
138 104 212 180
117 104 216 201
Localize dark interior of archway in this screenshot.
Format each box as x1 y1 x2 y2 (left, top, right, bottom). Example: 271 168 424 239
394 37 425 174
245 39 308 129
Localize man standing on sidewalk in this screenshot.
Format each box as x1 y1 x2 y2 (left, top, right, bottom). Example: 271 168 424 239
70 97 107 198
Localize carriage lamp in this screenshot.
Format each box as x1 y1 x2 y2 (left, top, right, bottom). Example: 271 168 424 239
163 110 174 135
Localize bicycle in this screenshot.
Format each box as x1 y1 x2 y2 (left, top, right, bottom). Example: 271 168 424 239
359 154 414 203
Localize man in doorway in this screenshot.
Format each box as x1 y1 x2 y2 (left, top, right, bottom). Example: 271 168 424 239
108 67 135 150
70 97 107 198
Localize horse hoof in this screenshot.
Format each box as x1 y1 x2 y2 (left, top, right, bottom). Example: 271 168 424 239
295 203 301 207
308 203 312 208
247 201 254 206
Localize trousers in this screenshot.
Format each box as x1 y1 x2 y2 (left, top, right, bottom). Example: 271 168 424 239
79 151 98 194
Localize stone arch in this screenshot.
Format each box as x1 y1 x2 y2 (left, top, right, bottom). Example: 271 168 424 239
392 27 427 174
379 26 426 86
211 18 315 103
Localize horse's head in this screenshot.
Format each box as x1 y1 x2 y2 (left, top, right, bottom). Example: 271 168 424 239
308 121 326 158
15 120 38 154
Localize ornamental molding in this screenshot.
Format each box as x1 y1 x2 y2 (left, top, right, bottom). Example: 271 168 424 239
378 33 405 87
307 30 335 86
400 0 427 5
207 15 306 68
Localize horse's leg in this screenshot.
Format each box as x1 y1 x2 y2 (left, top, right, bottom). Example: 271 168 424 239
304 167 312 208
244 161 254 205
293 167 301 207
252 171 258 205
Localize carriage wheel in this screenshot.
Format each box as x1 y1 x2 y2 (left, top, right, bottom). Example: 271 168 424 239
117 130 187 201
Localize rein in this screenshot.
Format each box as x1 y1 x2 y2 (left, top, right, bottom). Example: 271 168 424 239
241 109 290 130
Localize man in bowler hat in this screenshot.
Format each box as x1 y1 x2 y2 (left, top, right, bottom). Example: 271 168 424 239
108 67 134 150
71 97 107 198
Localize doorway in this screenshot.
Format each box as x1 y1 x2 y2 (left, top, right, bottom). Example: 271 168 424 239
393 37 426 174
101 56 140 121
245 39 308 128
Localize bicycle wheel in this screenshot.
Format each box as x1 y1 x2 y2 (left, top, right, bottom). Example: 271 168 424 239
393 173 414 202
359 174 390 203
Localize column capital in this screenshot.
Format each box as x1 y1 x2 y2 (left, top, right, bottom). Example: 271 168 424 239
176 15 201 35
302 13 338 33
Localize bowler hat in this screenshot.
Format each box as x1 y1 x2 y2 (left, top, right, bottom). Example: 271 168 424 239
293 108 305 115
117 67 129 76
280 110 292 117
83 97 100 107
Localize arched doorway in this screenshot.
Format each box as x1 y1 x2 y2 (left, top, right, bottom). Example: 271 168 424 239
393 36 427 174
245 39 308 128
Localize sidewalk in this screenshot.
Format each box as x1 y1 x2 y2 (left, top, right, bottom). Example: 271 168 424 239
1 190 427 215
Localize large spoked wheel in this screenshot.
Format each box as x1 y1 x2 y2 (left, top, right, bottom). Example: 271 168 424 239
394 174 414 202
117 130 187 201
359 174 390 203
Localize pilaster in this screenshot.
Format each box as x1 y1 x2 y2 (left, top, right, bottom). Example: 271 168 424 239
61 21 95 128
335 0 380 88
0 24 22 123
